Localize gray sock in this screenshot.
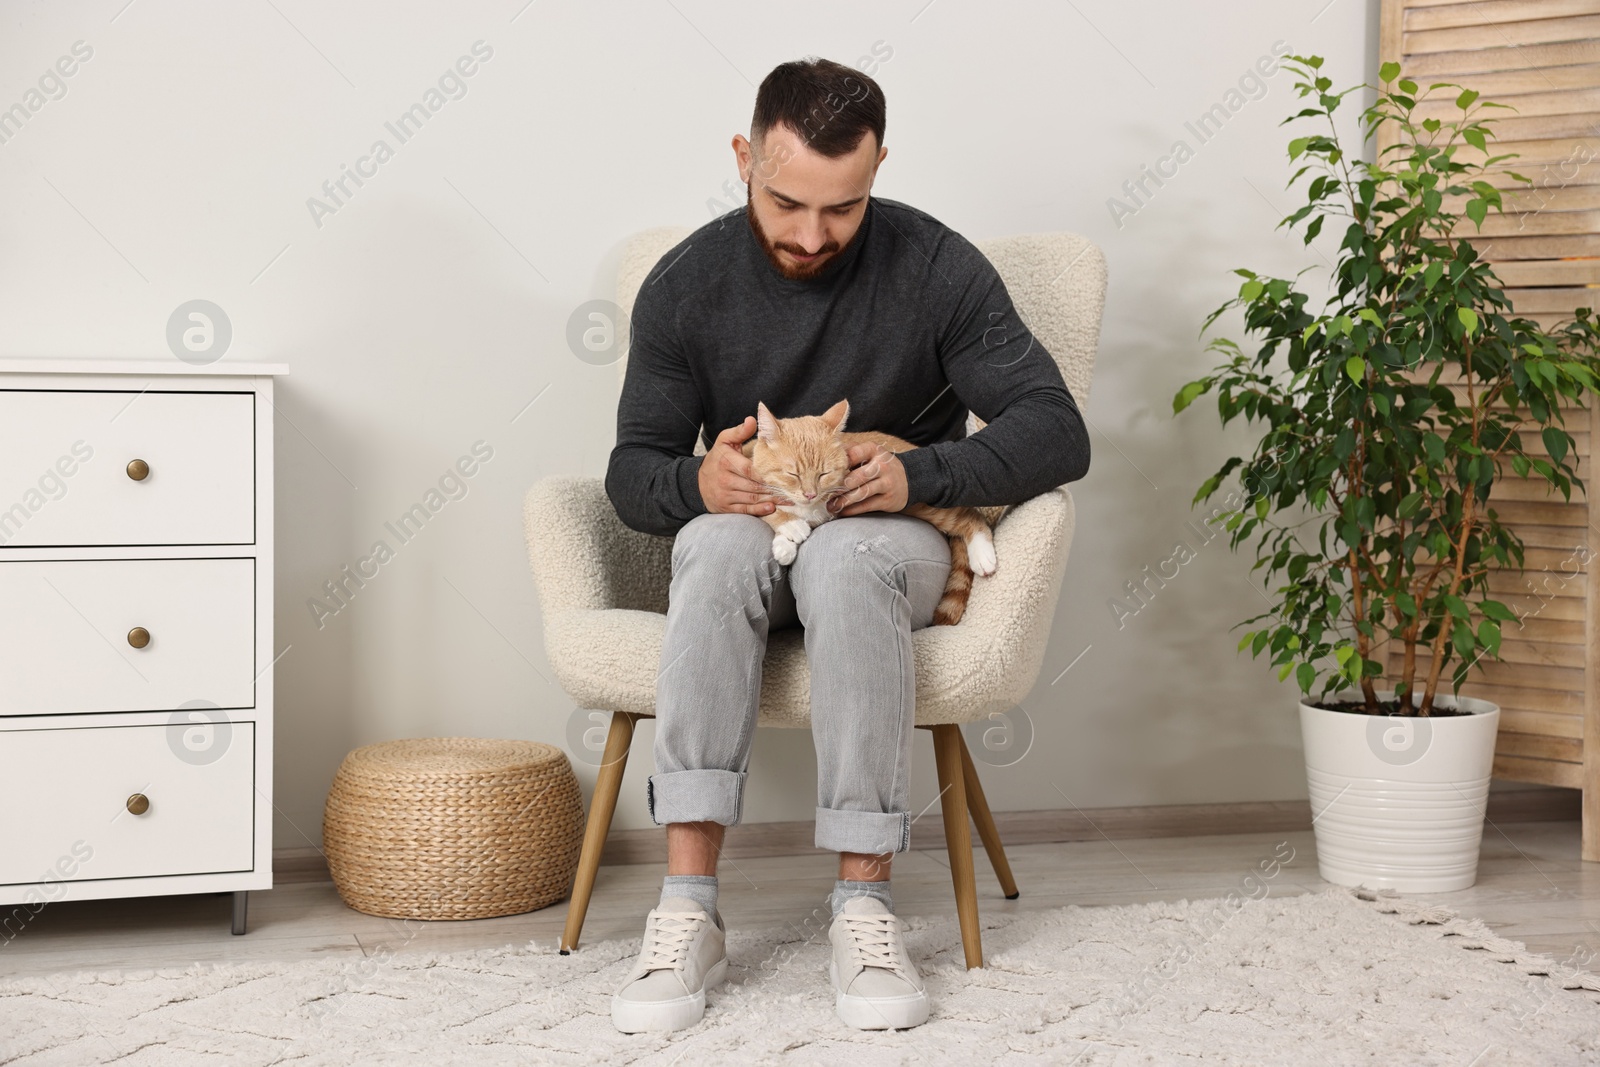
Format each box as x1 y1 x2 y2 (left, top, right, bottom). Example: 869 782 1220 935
831 878 893 917
660 874 721 928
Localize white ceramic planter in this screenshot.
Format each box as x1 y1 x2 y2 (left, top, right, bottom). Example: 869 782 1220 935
1299 689 1500 893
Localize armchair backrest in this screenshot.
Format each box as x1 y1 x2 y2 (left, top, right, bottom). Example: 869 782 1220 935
613 221 1106 453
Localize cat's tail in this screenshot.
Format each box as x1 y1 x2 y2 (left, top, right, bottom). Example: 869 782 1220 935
903 502 995 626
932 536 974 625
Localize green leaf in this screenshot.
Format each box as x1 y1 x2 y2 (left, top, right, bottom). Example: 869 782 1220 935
1240 279 1264 301
1380 61 1401 83
1452 620 1475 657
1424 261 1444 290
1478 619 1502 655
1345 356 1367 384
1458 307 1478 334
1465 198 1487 228
1543 426 1569 465
1333 426 1356 460
1480 600 1517 623
1464 126 1487 151
1444 594 1469 620
1456 89 1479 109
1296 662 1317 692
1173 380 1207 413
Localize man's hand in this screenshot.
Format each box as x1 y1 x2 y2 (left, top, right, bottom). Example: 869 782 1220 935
698 416 779 516
827 441 908 517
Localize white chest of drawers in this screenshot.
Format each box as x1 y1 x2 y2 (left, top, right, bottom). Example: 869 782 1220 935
0 359 286 937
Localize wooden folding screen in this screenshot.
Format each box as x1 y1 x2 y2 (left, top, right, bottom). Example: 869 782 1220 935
1377 0 1600 859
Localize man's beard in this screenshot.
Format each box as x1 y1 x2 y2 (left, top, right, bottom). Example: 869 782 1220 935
745 182 862 281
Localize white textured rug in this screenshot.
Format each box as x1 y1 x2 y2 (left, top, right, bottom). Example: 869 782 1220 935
4 887 1599 1066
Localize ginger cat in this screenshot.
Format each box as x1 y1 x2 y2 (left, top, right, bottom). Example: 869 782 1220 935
739 398 997 626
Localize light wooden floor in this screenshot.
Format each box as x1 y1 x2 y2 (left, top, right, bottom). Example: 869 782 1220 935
4 820 1599 980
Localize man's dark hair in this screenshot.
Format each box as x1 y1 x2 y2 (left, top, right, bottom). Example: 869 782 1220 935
751 56 885 159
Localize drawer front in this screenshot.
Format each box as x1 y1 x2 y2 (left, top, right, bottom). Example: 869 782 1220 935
0 390 254 547
0 721 254 885
0 558 255 716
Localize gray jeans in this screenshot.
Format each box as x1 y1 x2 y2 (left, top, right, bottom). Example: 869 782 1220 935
647 511 952 855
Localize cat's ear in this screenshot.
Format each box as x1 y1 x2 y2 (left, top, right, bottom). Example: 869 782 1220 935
820 398 849 433
756 401 780 443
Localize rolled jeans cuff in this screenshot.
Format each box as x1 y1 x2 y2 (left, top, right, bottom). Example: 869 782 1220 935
815 806 911 855
647 769 746 826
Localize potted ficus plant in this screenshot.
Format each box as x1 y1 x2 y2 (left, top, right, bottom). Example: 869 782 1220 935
1174 53 1600 892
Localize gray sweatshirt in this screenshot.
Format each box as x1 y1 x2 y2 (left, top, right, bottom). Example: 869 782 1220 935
605 196 1090 537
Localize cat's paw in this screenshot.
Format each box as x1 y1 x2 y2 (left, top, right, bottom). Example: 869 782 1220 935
776 518 811 544
967 530 997 576
772 536 799 566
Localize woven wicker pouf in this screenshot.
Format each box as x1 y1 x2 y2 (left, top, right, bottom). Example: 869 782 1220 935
323 737 585 921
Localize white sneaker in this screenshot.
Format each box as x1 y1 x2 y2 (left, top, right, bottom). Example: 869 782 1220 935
611 897 728 1033
828 896 929 1029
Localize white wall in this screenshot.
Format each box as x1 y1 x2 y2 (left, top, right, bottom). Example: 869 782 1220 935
1 0 1449 852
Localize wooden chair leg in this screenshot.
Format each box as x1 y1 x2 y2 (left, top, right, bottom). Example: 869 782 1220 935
958 730 1020 900
931 723 983 969
1586 783 1600 863
560 711 637 954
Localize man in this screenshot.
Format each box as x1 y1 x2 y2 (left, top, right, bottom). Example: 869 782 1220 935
603 55 1089 1033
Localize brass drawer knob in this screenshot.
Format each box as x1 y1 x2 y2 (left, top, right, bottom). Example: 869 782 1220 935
126 793 150 815
126 458 150 481
127 626 151 649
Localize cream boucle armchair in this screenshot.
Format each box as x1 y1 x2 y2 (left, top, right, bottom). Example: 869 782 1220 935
523 226 1105 969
